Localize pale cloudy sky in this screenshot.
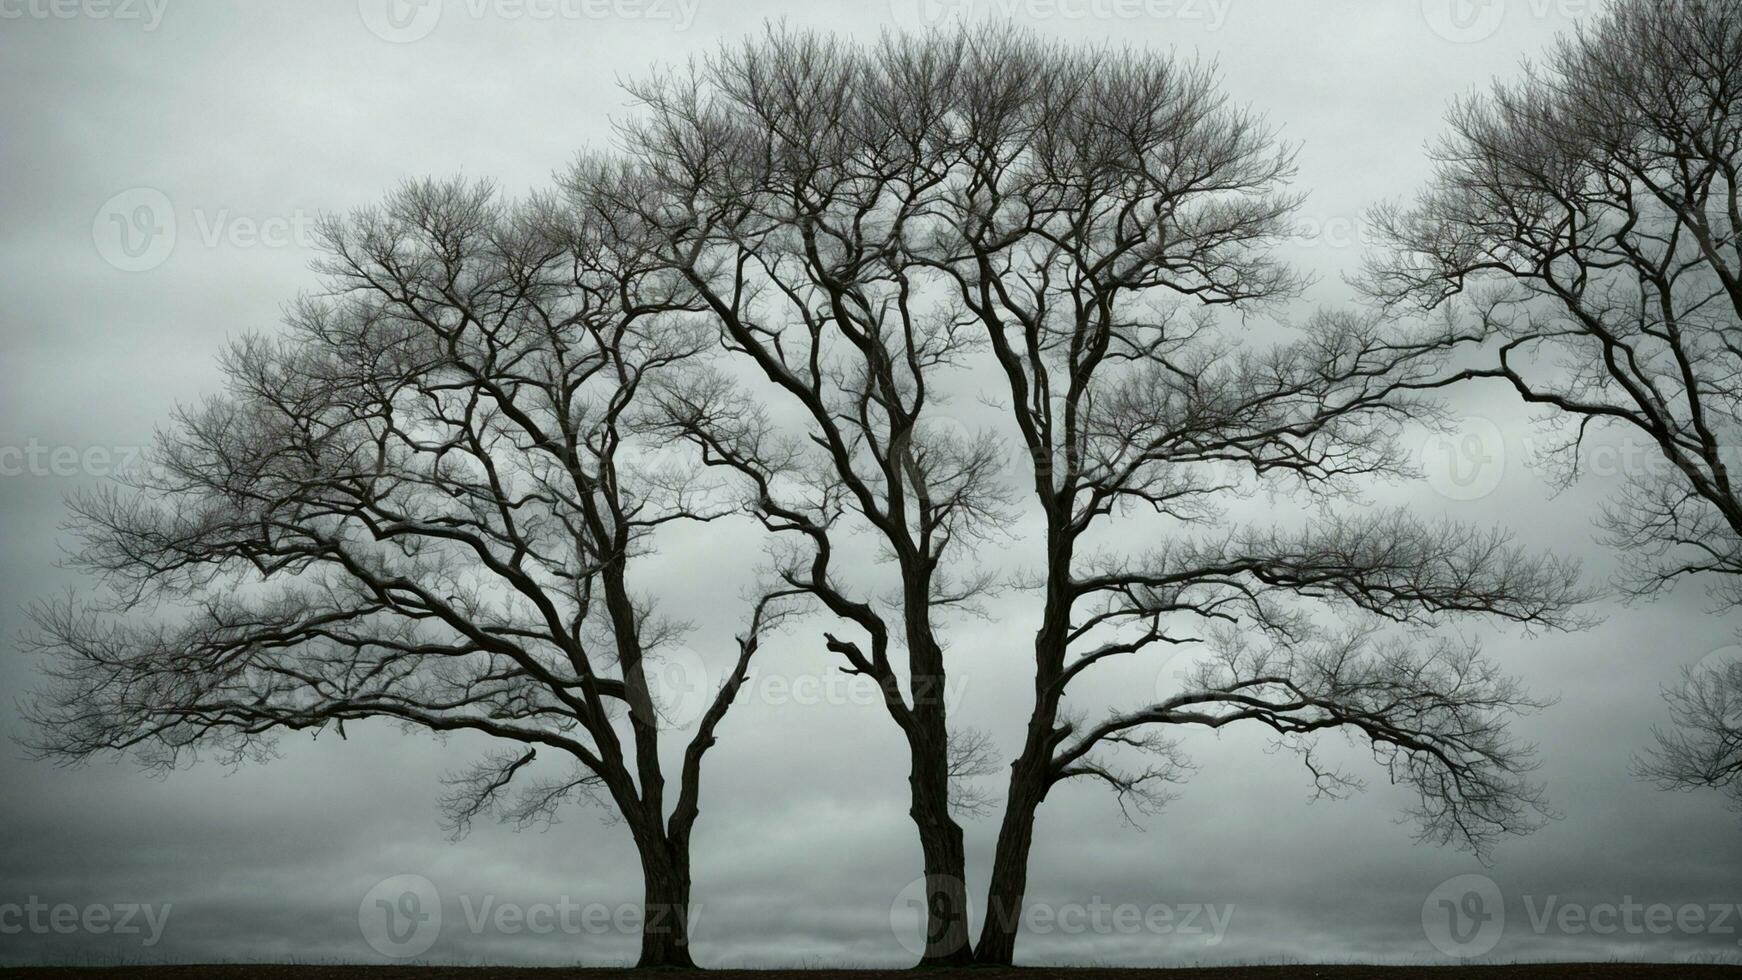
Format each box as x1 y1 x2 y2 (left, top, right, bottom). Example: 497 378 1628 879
2 0 1740 968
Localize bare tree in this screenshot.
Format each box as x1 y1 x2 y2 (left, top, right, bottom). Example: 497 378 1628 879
1638 657 1742 812
583 32 1017 963
875 33 1592 964
1363 0 1742 807
602 27 1593 965
22 178 793 968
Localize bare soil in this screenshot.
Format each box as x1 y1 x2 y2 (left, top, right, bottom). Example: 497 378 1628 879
3 966 1741 979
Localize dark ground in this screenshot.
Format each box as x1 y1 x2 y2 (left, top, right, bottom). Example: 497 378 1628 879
3 966 1742 979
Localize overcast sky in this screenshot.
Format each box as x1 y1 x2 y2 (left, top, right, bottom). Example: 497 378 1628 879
2 0 1741 969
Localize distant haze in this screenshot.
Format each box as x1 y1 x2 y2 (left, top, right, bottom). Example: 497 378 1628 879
2 0 1739 967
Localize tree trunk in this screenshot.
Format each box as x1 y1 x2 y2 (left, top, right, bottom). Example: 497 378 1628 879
896 574 975 968
976 533 1072 965
910 787 974 966
975 760 1047 964
634 835 696 969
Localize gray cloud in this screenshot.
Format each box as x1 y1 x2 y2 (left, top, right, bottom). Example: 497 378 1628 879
2 0 1739 968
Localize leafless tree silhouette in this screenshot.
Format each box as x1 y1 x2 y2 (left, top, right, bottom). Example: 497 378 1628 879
1364 0 1742 811
1638 657 1742 813
596 26 1593 965
24 23 1624 969
23 178 795 968
576 32 1026 965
